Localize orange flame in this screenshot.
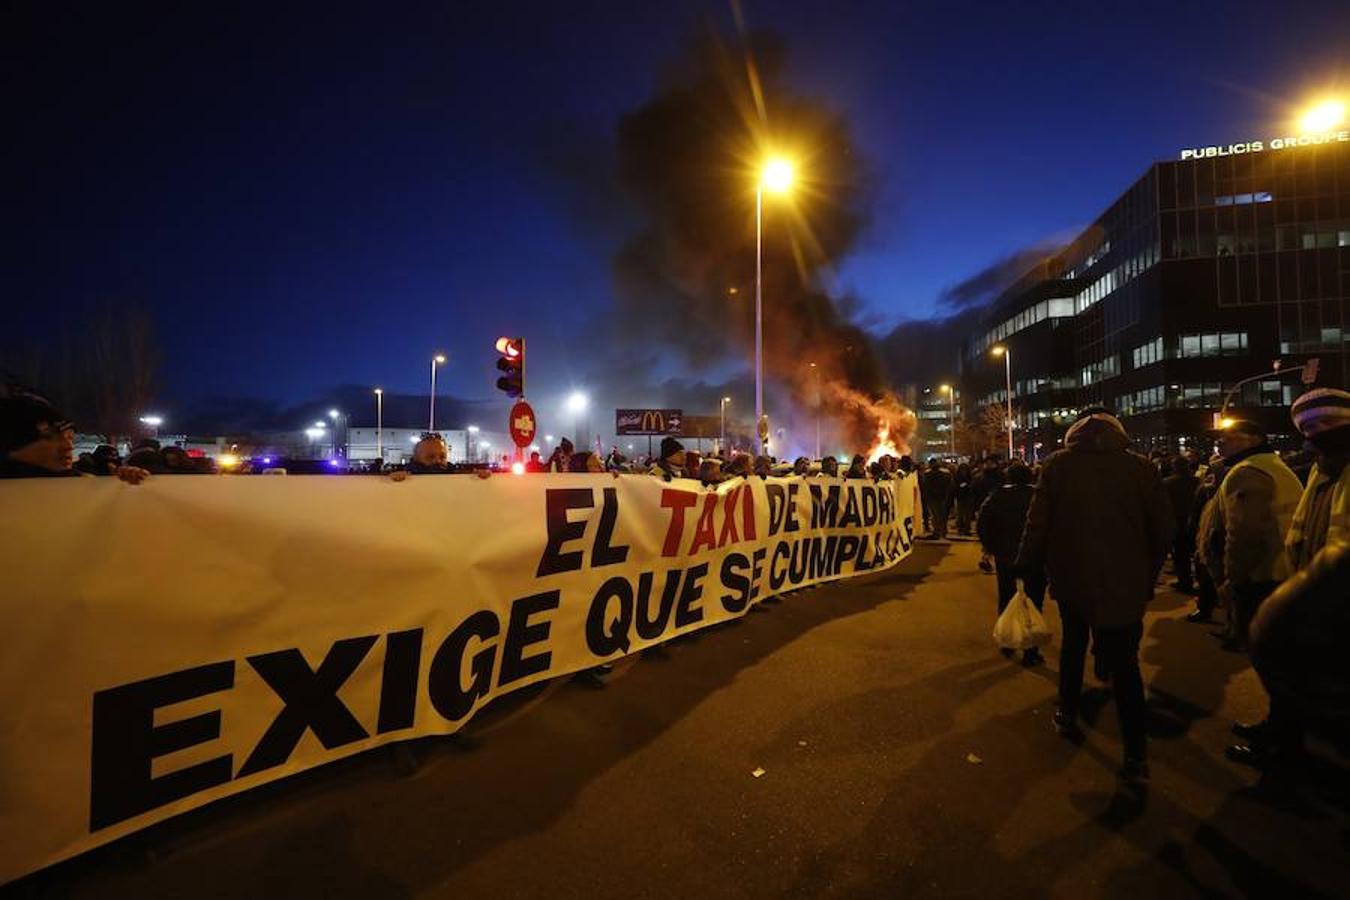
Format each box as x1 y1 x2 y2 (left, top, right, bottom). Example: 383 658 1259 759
866 421 904 464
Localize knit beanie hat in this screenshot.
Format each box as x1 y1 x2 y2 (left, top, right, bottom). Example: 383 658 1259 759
1291 388 1350 438
0 385 72 455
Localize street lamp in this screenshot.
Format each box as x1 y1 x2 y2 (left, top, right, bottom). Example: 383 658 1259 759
328 408 344 458
939 384 956 457
138 414 164 439
429 353 447 434
755 156 795 453
808 363 822 460
719 396 731 455
1300 98 1344 133
990 346 1015 458
566 391 588 447
374 389 384 462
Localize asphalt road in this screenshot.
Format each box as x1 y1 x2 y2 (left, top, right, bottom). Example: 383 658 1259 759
15 541 1350 899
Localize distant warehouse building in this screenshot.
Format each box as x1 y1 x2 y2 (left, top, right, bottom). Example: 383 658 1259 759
960 129 1349 455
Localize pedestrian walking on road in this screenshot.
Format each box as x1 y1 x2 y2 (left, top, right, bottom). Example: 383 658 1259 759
1017 409 1173 782
976 460 1044 666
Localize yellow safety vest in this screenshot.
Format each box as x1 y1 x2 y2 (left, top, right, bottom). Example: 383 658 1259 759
1220 451 1304 582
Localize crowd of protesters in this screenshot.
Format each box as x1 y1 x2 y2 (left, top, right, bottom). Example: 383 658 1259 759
5 378 1346 786
954 391 1349 784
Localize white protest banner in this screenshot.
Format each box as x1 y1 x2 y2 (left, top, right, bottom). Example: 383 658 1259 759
0 471 917 883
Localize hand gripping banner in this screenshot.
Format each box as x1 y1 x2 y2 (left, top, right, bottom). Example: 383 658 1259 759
0 472 917 882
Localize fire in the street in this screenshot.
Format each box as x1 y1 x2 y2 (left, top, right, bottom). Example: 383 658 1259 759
866 421 903 464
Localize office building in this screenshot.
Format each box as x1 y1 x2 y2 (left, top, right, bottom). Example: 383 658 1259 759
960 129 1349 455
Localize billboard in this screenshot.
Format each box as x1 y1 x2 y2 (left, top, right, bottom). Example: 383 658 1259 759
615 408 682 435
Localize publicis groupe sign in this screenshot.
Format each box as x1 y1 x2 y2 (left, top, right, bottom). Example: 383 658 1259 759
1179 129 1349 160
615 408 683 436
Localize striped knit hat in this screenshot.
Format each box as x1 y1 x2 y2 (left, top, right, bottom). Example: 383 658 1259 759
1290 388 1350 437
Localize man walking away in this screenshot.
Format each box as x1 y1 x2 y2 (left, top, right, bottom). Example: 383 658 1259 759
1017 409 1172 782
1228 388 1350 768
1210 419 1303 650
976 461 1045 666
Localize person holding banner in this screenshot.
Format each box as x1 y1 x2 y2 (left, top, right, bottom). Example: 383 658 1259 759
1 385 149 484
648 437 685 480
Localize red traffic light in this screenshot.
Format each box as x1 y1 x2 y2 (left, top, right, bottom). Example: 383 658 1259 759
494 336 525 398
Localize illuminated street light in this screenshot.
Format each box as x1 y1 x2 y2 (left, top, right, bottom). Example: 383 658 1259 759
761 158 795 194
990 346 1014 458
328 409 339 419
429 353 447 433
754 156 797 453
138 415 164 427
1300 98 1345 133
939 384 956 456
313 421 326 429
566 392 589 449
374 389 384 462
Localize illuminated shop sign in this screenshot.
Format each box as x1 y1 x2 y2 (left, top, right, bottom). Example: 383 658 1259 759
1179 129 1349 160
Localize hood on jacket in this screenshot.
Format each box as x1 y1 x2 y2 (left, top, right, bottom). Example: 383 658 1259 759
1065 413 1129 453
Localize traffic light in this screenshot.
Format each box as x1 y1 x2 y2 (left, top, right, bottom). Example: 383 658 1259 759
495 336 525 397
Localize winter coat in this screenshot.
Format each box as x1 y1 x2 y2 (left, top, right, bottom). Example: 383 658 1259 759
1015 416 1174 628
1163 472 1200 533
923 466 954 500
976 483 1035 562
1250 542 1350 722
1215 447 1303 588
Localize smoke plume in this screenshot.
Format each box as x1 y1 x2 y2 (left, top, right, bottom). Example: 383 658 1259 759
611 28 911 451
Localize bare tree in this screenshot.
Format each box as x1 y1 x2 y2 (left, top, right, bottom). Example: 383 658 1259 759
85 303 161 440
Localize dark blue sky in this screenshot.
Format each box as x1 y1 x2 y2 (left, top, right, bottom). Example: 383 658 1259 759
7 0 1348 429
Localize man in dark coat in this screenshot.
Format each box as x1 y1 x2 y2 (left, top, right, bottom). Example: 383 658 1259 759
923 458 954 539
1163 455 1200 595
1017 410 1173 781
976 460 1044 666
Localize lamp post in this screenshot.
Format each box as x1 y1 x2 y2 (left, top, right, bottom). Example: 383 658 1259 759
566 391 588 448
429 354 446 434
719 396 731 455
756 157 794 454
374 389 383 462
991 346 1014 458
328 408 345 458
939 384 956 457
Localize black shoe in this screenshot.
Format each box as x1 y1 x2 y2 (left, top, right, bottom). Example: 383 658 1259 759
1053 709 1084 742
1022 649 1042 667
1232 719 1269 742
1119 757 1151 783
573 670 607 689
1225 742 1296 769
1185 609 1213 624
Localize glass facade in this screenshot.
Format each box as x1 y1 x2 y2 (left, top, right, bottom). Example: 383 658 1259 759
960 137 1349 449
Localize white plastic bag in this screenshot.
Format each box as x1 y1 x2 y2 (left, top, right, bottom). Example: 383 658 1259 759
993 581 1053 650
